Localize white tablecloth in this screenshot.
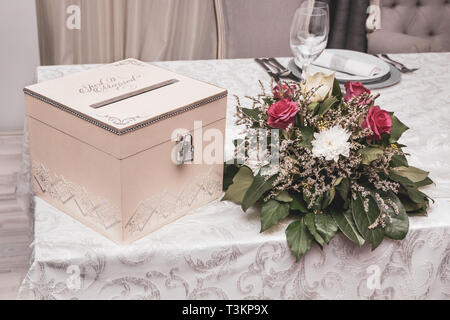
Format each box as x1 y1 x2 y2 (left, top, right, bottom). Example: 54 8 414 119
18 53 450 299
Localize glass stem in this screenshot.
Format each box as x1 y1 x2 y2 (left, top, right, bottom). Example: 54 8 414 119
301 63 309 84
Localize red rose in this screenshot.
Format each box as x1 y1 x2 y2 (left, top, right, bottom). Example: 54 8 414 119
273 84 297 100
344 81 371 105
362 106 392 140
267 99 299 129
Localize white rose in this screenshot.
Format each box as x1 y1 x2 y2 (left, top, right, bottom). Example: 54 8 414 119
302 71 336 103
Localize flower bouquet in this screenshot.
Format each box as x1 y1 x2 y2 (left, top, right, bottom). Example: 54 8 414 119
223 73 433 260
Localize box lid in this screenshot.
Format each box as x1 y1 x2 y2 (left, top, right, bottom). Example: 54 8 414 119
24 58 227 136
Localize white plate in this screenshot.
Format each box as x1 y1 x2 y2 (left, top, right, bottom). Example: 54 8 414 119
288 59 401 89
294 49 391 82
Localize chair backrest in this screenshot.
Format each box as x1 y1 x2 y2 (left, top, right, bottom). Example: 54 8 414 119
216 0 303 59
216 0 369 59
379 0 450 52
323 0 369 52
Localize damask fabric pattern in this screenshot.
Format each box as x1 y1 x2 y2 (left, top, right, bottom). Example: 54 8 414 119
18 53 450 299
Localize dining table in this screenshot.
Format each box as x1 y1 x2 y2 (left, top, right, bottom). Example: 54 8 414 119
17 52 450 299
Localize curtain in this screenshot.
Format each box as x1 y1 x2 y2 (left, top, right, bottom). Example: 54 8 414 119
35 0 218 65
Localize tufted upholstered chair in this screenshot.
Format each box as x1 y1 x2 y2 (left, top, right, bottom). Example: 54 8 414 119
368 0 450 53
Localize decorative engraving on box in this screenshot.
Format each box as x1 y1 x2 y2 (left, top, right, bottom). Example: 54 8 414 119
124 168 222 236
52 177 74 204
96 114 145 127
32 162 121 230
74 194 96 216
93 201 123 230
33 164 51 192
113 59 146 67
78 75 141 95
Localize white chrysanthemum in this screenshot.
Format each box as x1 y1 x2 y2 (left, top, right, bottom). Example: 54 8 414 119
311 125 351 162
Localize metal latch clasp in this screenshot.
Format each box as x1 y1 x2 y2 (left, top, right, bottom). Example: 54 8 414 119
175 133 194 165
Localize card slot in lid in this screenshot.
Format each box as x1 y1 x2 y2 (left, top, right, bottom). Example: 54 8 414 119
90 78 179 109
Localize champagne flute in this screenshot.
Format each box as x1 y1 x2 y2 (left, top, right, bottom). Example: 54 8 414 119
290 1 329 82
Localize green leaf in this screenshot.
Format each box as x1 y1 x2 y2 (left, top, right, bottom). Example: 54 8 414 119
399 194 429 216
260 200 290 232
352 194 384 250
380 191 409 240
336 178 350 201
408 207 428 216
398 194 423 212
290 196 308 213
357 147 384 165
241 174 277 211
327 188 336 206
241 107 261 122
333 177 344 187
310 194 324 212
262 97 273 105
222 166 254 204
408 188 429 204
331 208 365 247
304 212 325 247
314 213 338 244
406 198 430 216
275 191 293 202
415 177 434 188
390 154 408 167
317 96 338 115
332 78 342 99
299 126 314 148
320 189 335 209
223 163 240 191
390 166 429 183
389 173 428 204
389 114 409 143
285 218 313 261
308 102 319 113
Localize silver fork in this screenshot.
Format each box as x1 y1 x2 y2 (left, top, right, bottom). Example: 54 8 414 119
378 54 419 73
263 58 300 81
254 58 280 82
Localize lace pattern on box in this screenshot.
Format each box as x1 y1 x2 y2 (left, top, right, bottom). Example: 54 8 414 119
125 167 222 236
32 161 121 230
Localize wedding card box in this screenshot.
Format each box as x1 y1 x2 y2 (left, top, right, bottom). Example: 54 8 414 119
24 58 227 243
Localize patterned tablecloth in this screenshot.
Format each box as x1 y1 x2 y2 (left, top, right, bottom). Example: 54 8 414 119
18 53 450 299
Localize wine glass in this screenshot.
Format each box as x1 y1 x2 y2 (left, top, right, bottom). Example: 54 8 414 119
290 1 329 82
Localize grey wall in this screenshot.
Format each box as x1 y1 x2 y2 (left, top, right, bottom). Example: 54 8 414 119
0 1 40 132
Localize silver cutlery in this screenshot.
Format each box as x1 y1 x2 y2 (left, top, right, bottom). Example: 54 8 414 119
254 58 280 82
264 58 300 81
376 54 419 73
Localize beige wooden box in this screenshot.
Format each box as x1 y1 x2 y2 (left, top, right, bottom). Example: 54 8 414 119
24 58 227 244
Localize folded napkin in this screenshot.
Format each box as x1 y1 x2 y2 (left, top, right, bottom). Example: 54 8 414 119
313 51 381 77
